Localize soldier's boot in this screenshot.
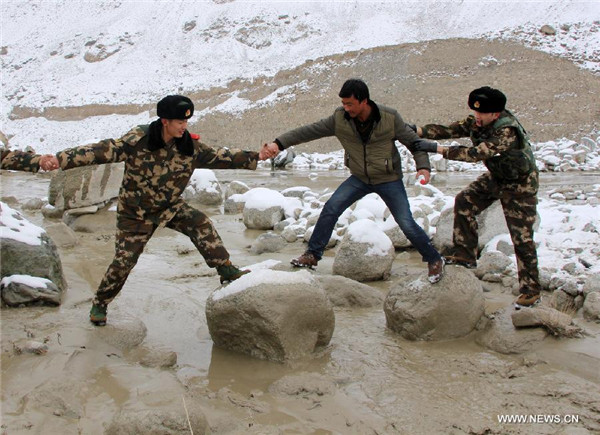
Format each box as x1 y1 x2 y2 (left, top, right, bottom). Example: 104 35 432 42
90 303 108 326
428 257 445 284
514 291 541 310
217 260 250 284
290 251 319 269
444 255 477 269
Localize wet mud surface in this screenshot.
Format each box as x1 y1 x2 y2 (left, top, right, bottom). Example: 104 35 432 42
1 168 600 434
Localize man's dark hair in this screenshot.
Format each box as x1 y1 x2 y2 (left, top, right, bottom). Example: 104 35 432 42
339 79 370 102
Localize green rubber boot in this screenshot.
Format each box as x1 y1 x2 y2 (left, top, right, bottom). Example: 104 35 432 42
217 260 250 284
90 303 107 326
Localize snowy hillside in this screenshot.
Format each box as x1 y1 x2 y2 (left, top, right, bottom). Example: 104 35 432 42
3 0 599 109
1 0 599 152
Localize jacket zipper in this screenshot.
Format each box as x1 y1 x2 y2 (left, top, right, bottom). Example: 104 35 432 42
363 122 377 183
350 118 377 184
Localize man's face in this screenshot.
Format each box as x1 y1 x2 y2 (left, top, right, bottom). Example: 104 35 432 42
163 119 188 139
341 96 368 119
473 110 500 127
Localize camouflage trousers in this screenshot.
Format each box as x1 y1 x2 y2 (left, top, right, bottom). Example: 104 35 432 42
452 172 541 294
94 203 229 306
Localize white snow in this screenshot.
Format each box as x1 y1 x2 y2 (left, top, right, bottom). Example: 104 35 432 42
188 169 220 194
210 269 314 301
0 202 45 246
346 219 393 257
243 187 286 211
354 194 388 220
0 274 52 289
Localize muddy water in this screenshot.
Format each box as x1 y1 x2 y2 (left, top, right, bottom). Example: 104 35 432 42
1 168 600 434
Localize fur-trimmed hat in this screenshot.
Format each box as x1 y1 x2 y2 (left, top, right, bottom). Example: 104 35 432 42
468 87 506 113
157 95 194 119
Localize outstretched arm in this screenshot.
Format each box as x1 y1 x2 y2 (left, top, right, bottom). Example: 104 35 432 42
274 114 336 150
194 141 260 170
55 126 145 170
419 117 473 141
56 138 129 170
1 148 57 173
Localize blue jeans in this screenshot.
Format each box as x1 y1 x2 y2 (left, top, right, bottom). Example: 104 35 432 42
308 175 441 263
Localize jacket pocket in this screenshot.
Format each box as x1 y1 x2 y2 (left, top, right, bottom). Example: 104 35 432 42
367 158 390 177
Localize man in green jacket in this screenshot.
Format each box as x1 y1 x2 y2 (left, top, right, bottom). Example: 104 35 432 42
262 79 445 284
411 86 541 309
42 95 269 325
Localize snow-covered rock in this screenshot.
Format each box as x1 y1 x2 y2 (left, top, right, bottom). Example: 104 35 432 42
206 270 335 362
332 220 395 282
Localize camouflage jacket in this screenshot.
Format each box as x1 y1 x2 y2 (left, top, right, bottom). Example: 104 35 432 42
421 111 538 186
56 124 259 232
1 147 42 172
276 101 431 185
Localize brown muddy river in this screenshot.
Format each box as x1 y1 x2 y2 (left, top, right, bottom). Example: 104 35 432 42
1 167 599 434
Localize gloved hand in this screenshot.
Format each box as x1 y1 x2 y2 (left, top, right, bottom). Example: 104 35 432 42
406 123 417 133
413 140 438 153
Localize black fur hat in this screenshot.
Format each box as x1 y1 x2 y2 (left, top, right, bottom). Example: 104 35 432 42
468 87 506 113
157 95 194 119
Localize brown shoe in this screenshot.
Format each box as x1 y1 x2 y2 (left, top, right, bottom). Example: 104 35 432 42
444 255 477 269
514 292 541 310
290 251 318 269
428 257 445 284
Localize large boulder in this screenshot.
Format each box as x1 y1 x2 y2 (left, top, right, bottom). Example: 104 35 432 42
332 220 395 282
384 266 485 340
0 202 66 306
476 307 548 354
49 162 123 211
316 274 385 308
206 270 335 362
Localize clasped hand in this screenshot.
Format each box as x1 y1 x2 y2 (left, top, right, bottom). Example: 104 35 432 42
39 154 59 171
258 142 280 161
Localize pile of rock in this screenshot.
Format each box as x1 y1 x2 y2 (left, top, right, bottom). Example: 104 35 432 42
533 136 599 172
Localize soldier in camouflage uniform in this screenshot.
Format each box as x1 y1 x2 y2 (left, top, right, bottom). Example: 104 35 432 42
411 86 542 308
42 95 266 325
